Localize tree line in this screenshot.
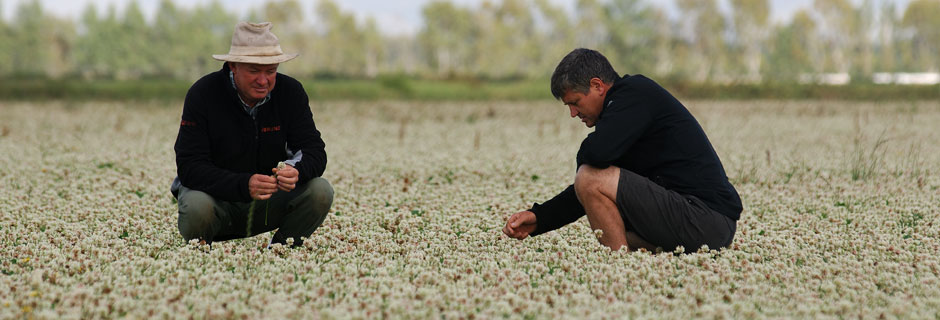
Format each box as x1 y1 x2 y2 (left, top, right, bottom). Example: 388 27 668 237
1 0 938 84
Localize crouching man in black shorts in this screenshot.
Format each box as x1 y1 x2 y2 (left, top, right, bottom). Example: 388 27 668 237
502 48 742 252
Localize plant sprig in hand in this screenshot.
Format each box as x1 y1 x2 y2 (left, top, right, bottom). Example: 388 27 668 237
247 161 287 236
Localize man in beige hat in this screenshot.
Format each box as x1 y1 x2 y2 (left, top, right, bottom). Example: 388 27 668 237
172 22 333 248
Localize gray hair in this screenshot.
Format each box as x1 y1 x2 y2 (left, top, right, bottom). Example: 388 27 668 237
550 48 619 100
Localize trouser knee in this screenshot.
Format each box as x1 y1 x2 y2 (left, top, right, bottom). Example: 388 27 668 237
303 177 334 217
270 178 333 246
177 187 218 242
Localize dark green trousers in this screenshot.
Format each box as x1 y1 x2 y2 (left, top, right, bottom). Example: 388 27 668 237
177 177 333 246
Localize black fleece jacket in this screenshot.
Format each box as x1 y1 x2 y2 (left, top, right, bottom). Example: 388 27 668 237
174 63 326 202
529 74 741 236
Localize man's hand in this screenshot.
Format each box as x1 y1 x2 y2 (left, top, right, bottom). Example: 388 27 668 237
273 164 299 192
503 211 537 240
249 174 278 200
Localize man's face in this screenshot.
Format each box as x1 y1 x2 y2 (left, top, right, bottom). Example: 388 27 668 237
561 78 609 128
230 62 278 105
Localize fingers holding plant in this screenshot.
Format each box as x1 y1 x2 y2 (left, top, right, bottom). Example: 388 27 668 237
273 161 298 192
248 174 278 200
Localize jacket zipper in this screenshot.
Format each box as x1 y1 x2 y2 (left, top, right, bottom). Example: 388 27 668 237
253 115 260 173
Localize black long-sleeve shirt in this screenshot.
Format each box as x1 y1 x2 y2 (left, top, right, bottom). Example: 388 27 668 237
529 74 741 236
174 63 327 202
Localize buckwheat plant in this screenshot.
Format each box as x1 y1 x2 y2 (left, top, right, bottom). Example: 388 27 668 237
246 161 287 236
1 100 939 319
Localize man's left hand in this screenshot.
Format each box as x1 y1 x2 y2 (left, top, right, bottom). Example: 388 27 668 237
273 164 299 192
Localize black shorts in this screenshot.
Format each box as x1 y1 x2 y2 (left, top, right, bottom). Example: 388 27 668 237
615 168 736 252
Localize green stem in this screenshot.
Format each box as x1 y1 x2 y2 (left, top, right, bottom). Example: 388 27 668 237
246 200 257 237
265 200 270 225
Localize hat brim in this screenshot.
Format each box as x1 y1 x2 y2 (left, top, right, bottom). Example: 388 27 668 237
212 53 298 64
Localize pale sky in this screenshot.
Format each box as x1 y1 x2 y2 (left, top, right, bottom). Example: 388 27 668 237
2 0 912 36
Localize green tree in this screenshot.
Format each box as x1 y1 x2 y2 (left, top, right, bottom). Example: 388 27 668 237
381 34 421 75
813 0 859 74
676 0 729 82
418 1 477 78
533 0 575 75
189 1 237 77
765 9 819 82
313 0 369 77
471 0 540 78
75 4 133 78
73 3 100 77
902 0 940 71
264 0 303 27
0 0 11 76
115 1 151 79
730 0 769 82
263 0 309 75
150 0 186 78
572 0 608 51
874 1 899 73
10 0 49 77
855 0 875 78
648 8 675 78
148 0 233 79
361 17 384 77
602 0 661 75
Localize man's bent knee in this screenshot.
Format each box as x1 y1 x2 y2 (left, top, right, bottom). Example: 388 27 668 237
296 177 333 224
177 188 217 241
307 177 334 211
574 165 619 199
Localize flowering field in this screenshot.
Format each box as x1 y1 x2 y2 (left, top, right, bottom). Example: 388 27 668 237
1 100 939 318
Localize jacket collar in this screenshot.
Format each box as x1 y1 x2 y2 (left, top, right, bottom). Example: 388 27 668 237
600 74 629 119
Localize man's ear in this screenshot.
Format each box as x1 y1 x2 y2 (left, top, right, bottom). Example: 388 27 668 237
590 77 606 94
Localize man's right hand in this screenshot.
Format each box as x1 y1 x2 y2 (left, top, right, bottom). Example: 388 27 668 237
249 174 278 200
503 211 537 240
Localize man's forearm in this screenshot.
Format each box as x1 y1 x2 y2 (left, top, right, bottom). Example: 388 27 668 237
177 160 254 202
529 184 586 236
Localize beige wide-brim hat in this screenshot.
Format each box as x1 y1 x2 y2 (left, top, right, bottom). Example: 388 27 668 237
212 21 298 65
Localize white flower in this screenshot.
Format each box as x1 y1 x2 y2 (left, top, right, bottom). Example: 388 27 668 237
1 101 937 318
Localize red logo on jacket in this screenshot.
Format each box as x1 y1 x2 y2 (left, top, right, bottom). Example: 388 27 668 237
261 126 281 133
